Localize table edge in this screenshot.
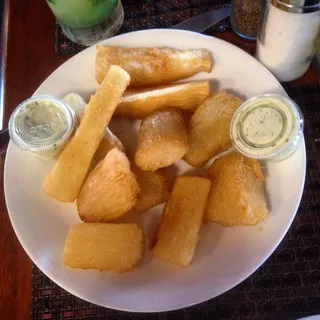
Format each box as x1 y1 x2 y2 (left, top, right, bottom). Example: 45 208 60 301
0 0 9 131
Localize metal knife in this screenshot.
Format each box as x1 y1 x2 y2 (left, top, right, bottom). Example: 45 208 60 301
171 6 231 33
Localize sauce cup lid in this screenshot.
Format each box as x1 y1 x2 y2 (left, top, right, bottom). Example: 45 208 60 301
9 95 77 154
230 94 304 160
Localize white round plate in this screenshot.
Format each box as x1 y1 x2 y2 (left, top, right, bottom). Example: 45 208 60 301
4 30 306 312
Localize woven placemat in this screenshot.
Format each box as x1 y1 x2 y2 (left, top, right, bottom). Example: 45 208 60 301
55 0 231 54
31 83 320 320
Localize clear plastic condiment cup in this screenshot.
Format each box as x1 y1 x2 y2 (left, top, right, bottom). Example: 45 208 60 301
9 95 77 160
230 94 304 161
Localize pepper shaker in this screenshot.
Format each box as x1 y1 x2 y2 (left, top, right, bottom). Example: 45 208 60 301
231 0 265 40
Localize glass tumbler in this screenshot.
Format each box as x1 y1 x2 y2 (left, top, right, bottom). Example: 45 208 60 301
256 0 320 82
46 0 124 46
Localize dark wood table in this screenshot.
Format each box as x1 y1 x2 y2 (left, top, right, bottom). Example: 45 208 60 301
0 0 318 319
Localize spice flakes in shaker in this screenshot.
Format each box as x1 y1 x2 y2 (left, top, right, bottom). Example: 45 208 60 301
231 0 264 40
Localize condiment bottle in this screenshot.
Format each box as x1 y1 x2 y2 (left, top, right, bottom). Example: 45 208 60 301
231 0 265 40
230 94 304 161
256 0 320 81
9 96 77 160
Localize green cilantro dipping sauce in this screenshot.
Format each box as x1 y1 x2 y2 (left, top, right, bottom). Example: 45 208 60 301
9 96 77 160
230 94 304 161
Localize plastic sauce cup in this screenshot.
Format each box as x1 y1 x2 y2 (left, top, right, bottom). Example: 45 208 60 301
9 95 77 160
230 94 304 161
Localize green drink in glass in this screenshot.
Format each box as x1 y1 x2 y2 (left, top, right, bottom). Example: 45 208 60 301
46 0 124 46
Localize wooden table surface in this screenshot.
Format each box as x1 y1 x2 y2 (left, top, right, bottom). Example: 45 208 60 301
0 0 318 319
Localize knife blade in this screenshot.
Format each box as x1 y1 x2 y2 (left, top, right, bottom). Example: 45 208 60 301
171 6 231 33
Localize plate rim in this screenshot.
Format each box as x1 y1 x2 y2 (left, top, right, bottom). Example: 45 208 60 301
4 29 307 312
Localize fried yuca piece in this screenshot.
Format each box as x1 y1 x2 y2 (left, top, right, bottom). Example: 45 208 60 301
205 153 268 226
184 91 243 167
135 109 188 171
63 92 126 163
152 176 212 267
93 129 126 163
116 81 210 118
43 66 130 202
95 46 212 87
77 149 140 222
62 93 87 120
63 223 144 272
134 169 170 213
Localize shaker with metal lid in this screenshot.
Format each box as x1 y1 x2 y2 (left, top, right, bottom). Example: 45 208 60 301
256 0 320 81
231 0 265 40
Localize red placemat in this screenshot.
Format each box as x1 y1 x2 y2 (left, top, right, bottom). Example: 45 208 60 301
31 83 320 320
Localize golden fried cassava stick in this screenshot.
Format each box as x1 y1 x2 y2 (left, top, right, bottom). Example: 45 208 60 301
134 169 170 213
43 65 130 202
95 46 212 87
184 91 243 167
116 81 210 118
205 153 268 226
92 128 126 163
152 176 212 267
77 149 140 222
63 92 126 163
63 223 144 272
135 109 188 171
